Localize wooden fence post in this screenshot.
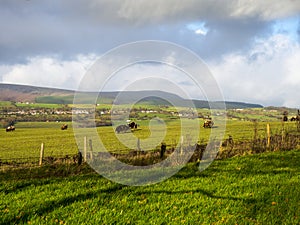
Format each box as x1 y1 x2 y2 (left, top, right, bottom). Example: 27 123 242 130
84 136 87 162
180 136 184 155
137 138 141 151
266 123 270 148
281 122 285 144
89 139 93 162
39 143 44 166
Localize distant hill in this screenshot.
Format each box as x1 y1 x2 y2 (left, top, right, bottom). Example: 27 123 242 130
0 83 72 103
0 83 263 109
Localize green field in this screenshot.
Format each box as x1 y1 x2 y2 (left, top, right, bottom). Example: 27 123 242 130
0 101 13 107
0 120 298 161
1 150 299 224
15 102 64 109
0 104 300 224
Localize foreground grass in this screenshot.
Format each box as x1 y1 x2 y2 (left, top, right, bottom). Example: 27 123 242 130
1 150 299 224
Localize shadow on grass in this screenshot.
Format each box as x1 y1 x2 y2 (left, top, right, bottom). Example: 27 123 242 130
2 182 259 225
1 150 299 224
136 188 257 204
209 150 300 176
1 184 125 225
0 164 96 195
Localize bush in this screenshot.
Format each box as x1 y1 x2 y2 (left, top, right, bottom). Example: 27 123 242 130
0 118 16 128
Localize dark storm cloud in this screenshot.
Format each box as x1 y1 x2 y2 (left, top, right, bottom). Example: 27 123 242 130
1 0 299 64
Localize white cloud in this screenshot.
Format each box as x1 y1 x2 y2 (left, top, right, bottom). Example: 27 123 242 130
95 62 202 99
0 1 299 107
1 54 97 90
187 22 209 35
210 33 300 108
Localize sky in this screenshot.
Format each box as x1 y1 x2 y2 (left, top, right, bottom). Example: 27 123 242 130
0 0 300 107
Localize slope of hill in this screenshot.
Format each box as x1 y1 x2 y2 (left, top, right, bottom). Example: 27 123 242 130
0 83 263 109
0 83 72 102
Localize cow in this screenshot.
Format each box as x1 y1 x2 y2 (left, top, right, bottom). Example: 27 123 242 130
115 124 130 133
128 121 138 129
203 118 214 128
115 121 138 134
6 126 15 132
61 124 68 130
290 110 300 121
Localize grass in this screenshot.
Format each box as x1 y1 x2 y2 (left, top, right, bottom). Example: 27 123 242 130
15 102 65 109
0 149 299 224
0 101 14 107
36 95 114 105
0 120 298 161
0 122 77 160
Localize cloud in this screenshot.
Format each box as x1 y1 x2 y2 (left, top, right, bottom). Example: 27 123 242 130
80 61 204 100
210 33 300 107
70 0 300 24
1 1 299 64
1 55 96 90
0 1 299 107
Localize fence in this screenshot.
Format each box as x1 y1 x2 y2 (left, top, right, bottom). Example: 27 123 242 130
1 122 299 169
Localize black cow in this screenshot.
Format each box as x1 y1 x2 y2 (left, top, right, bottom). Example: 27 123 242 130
61 124 68 130
290 110 300 121
6 126 15 132
203 119 214 128
128 122 138 129
115 124 130 133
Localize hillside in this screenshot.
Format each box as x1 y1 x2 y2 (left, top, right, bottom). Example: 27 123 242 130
0 83 263 109
0 83 72 103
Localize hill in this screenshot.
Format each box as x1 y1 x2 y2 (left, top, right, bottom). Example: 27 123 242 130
0 83 72 103
0 83 263 109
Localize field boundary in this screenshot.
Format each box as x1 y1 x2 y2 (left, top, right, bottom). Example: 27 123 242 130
1 131 299 170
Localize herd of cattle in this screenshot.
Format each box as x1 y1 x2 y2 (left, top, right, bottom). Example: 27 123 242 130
4 110 300 133
290 116 300 121
283 110 300 122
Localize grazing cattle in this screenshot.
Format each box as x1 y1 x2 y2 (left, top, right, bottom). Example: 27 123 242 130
6 126 15 132
115 124 130 133
290 110 300 121
61 124 68 130
283 116 288 122
115 121 138 134
203 118 214 128
128 121 138 129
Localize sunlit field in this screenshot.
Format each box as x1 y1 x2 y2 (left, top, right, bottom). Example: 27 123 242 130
0 119 298 161
1 150 299 224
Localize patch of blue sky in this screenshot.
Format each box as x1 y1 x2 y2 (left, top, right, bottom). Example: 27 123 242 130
272 16 299 42
186 21 209 35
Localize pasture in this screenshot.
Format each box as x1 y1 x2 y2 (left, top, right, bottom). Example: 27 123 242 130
0 120 298 163
0 107 299 224
0 149 299 224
